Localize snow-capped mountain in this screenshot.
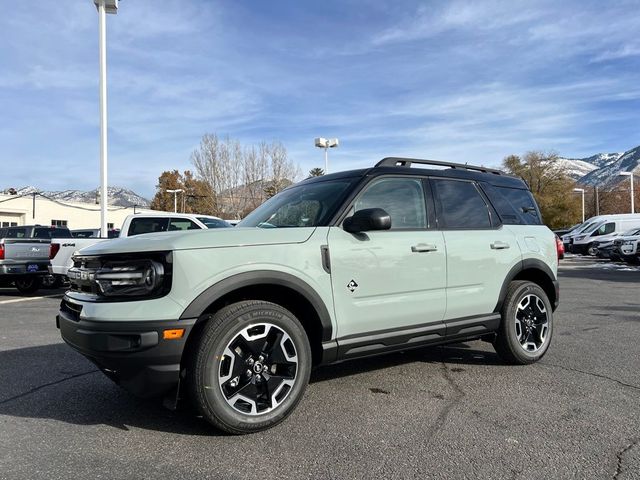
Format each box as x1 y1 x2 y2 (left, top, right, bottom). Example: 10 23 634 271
578 146 640 187
555 147 639 186
1 186 150 208
553 157 598 179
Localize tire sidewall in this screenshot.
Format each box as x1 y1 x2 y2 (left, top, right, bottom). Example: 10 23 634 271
503 282 553 363
196 304 311 432
15 276 41 294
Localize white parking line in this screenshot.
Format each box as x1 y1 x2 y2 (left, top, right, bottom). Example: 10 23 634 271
0 294 63 305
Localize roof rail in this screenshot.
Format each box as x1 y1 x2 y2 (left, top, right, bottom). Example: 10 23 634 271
375 157 504 175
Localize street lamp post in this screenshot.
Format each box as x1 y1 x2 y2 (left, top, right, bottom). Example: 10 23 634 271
619 172 635 213
93 0 118 236
166 189 184 213
573 188 585 222
314 137 339 174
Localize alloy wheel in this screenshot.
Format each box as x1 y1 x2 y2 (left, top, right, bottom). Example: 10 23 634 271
217 323 298 416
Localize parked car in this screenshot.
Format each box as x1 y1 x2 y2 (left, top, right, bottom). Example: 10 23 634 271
571 214 640 255
593 227 640 258
614 234 640 264
50 214 231 282
57 157 558 434
0 225 71 294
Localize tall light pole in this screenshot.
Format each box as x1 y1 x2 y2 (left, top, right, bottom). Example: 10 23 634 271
94 0 118 236
573 188 585 222
166 189 183 213
619 172 635 213
314 137 339 174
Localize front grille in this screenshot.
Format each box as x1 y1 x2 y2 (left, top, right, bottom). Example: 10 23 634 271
60 299 82 322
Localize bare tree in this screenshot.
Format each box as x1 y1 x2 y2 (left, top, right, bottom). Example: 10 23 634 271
191 134 301 217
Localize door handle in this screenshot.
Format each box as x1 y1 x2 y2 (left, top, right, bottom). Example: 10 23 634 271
490 241 510 250
411 243 438 253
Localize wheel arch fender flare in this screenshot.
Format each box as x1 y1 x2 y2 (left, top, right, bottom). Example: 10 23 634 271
494 259 559 313
179 270 334 341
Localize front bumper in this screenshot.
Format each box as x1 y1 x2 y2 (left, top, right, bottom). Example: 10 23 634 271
57 298 197 398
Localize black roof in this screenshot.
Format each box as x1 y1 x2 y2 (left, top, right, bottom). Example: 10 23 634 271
300 157 527 189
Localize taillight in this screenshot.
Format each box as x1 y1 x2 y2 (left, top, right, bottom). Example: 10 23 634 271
0 243 4 260
50 243 60 259
555 236 564 261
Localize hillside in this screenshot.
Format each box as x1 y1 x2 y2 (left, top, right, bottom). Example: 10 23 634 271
1 186 150 208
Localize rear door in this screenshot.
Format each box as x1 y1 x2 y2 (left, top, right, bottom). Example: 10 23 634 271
431 178 521 320
328 176 447 339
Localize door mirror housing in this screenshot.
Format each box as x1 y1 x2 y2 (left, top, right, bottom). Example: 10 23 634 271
343 208 392 233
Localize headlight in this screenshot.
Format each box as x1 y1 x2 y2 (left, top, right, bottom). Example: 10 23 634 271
574 235 585 241
68 252 172 300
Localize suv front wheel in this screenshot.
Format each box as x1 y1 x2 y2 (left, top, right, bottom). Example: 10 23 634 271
188 300 311 434
494 281 553 364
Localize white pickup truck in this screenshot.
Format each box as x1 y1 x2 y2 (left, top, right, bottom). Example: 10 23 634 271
49 213 231 282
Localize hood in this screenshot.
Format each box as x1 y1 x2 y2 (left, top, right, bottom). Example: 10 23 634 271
78 227 317 256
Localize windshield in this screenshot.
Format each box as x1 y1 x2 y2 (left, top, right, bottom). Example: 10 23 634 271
197 217 231 229
239 178 356 228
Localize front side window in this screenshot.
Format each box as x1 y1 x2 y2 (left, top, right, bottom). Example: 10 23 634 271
169 218 200 231
239 179 355 228
433 179 491 229
592 222 615 236
353 177 427 229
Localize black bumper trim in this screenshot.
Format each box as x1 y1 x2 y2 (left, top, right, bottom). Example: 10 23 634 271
57 309 196 398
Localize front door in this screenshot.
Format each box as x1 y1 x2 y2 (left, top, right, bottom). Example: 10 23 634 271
327 176 447 340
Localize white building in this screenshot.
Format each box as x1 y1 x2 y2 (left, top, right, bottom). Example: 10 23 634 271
0 193 154 231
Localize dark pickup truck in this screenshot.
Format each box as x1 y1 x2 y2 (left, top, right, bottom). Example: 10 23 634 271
0 225 72 294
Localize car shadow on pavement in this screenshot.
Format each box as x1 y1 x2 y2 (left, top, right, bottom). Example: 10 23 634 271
0 343 220 436
0 341 502 434
311 342 503 384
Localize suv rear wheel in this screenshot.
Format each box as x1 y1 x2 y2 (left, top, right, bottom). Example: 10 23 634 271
494 281 553 364
188 300 311 434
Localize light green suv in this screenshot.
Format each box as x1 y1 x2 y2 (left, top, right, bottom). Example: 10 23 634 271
57 158 559 434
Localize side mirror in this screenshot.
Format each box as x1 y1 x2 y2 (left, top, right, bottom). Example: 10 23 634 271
343 208 392 233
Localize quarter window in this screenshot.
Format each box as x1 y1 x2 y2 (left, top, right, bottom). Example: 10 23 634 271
433 179 491 229
354 178 427 229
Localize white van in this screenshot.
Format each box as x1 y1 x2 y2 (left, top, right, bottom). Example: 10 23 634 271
571 214 640 255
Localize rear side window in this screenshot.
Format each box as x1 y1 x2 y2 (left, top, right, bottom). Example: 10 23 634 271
128 217 170 236
432 179 491 229
485 185 542 225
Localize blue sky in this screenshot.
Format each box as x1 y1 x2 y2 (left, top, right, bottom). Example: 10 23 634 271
1 0 640 199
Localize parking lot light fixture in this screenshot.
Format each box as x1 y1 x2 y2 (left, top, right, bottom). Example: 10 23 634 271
314 137 339 174
573 188 585 222
92 0 118 241
166 189 184 213
619 172 634 213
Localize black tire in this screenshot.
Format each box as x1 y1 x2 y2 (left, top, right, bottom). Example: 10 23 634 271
188 300 311 434
14 276 42 295
494 281 553 365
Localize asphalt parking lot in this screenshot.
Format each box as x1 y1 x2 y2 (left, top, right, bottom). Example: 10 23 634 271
1 257 639 480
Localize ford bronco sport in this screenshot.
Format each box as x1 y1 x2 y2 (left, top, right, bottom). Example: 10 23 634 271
57 158 559 434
